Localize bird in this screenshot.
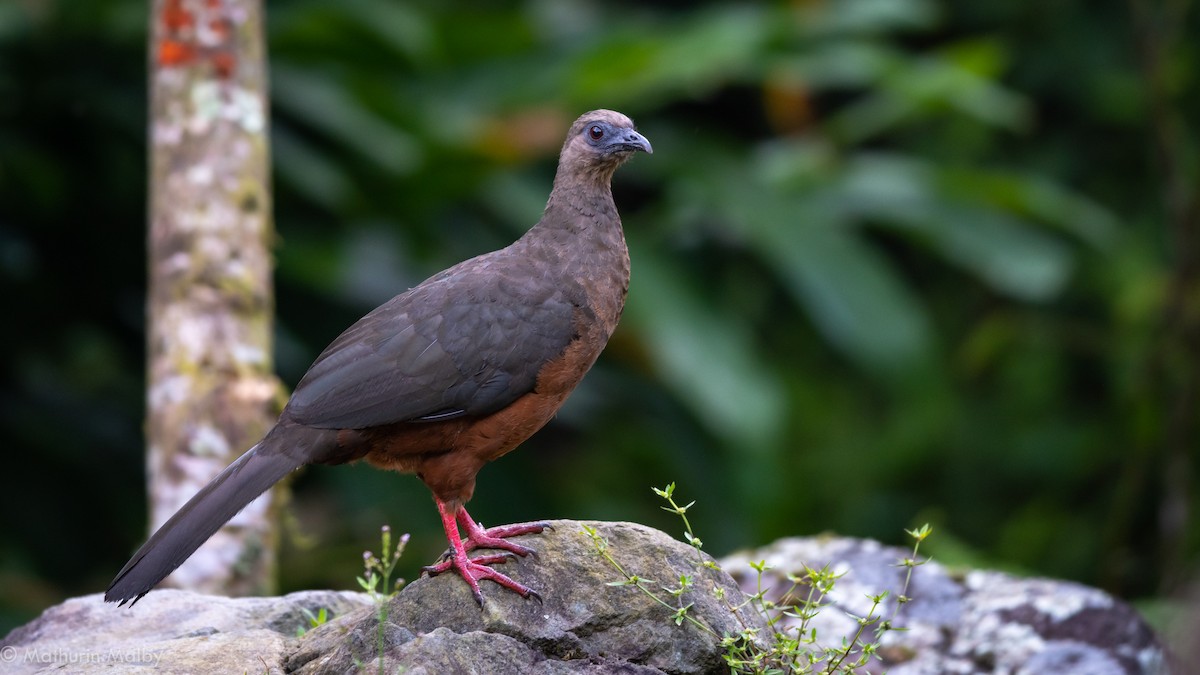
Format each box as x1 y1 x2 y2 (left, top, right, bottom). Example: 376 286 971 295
106 109 652 607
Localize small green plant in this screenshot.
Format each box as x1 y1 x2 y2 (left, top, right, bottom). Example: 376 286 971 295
584 483 934 674
295 605 329 637
355 525 409 675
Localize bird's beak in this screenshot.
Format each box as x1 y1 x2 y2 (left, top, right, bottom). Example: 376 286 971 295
616 129 653 155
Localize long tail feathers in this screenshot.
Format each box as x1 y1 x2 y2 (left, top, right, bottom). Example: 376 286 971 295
105 444 301 606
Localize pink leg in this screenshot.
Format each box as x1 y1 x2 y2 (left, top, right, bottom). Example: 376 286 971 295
421 499 547 604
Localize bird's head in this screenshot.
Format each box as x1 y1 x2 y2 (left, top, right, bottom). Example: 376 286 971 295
558 109 652 183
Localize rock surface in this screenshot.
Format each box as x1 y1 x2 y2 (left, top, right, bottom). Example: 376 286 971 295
1 521 761 674
289 520 763 674
722 536 1174 674
1 524 1176 674
0 589 369 674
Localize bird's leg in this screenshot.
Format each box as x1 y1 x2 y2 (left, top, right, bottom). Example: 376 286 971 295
421 499 544 604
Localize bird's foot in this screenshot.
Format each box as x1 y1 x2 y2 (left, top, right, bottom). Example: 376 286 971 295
427 501 548 604
422 552 541 605
432 519 550 563
461 520 551 556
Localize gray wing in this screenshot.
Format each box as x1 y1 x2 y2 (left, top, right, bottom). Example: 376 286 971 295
285 260 579 430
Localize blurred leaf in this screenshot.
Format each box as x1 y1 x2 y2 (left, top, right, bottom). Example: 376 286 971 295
272 127 353 209
941 37 1010 79
480 171 557 234
829 50 1032 142
270 0 435 65
272 66 421 175
336 0 435 62
920 206 1074 301
625 243 786 450
677 147 935 371
933 169 1119 248
798 0 939 36
773 40 901 90
563 6 768 106
828 153 1078 300
758 214 934 370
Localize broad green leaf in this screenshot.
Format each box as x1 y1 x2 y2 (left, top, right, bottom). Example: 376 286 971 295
756 212 934 370
624 243 786 449
915 206 1075 302
683 150 934 371
563 6 768 106
832 154 1078 300
933 169 1118 248
828 52 1031 142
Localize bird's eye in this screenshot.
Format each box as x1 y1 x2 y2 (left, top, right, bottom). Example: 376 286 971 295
588 125 605 141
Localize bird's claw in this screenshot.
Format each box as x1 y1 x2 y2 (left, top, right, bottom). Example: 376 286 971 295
424 553 539 606
485 520 552 537
422 551 516 576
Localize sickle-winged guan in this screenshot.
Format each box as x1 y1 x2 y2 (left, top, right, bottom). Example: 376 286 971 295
106 110 651 607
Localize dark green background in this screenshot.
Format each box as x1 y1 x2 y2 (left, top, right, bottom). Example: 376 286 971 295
2 0 1197 641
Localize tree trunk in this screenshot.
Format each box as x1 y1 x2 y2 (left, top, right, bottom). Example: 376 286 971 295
146 0 282 595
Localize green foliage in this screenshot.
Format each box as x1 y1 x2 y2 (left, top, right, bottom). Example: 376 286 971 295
1 0 1197 637
295 606 329 638
585 484 934 673
354 525 408 674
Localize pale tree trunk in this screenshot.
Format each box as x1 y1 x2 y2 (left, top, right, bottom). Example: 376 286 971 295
146 0 283 595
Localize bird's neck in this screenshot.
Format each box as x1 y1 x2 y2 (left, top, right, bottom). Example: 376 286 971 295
520 174 630 336
544 174 617 223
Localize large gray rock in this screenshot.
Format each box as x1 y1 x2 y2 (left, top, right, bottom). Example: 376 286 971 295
0 589 369 674
1 525 1176 674
721 536 1175 675
289 520 764 674
1 521 761 674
